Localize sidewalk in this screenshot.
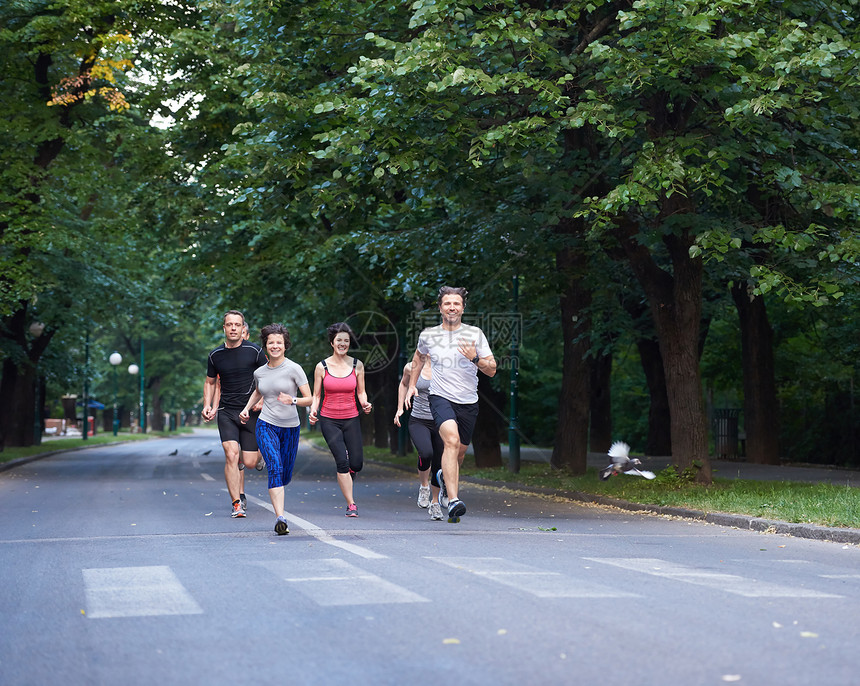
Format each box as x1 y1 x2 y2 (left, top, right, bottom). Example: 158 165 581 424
466 444 860 488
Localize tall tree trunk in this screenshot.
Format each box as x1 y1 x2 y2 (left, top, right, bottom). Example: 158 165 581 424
617 280 672 456
0 304 55 448
551 239 591 473
473 374 503 468
366 366 391 449
149 377 164 431
383 337 401 450
617 216 711 482
589 349 612 452
0 358 36 448
731 282 780 465
635 336 672 456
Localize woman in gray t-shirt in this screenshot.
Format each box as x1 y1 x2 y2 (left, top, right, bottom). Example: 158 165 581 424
240 323 311 535
395 358 445 520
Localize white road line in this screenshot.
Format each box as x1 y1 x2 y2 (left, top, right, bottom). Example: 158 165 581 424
427 557 638 598
82 566 203 619
244 493 386 560
820 574 860 579
585 557 842 598
261 558 428 606
200 473 215 481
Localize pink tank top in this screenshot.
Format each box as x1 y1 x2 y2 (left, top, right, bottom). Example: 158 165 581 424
320 360 358 419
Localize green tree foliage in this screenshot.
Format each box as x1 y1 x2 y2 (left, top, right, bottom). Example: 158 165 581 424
6 0 856 469
0 0 199 446
162 0 860 478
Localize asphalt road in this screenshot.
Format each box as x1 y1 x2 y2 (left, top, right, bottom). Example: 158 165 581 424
1 430 858 686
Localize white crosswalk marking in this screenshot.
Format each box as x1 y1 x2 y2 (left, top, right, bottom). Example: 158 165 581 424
426 557 638 598
584 558 842 598
82 566 204 618
264 558 429 606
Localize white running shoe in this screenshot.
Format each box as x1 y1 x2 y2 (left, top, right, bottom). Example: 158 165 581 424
429 502 443 521
231 500 246 518
417 485 431 508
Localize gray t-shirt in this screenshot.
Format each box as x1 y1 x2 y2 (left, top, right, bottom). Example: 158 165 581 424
410 374 432 421
253 359 309 428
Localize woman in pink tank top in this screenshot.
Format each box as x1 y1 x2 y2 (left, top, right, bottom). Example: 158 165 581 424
309 322 372 516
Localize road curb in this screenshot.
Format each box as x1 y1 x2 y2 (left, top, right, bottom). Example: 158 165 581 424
370 460 860 545
475 478 860 545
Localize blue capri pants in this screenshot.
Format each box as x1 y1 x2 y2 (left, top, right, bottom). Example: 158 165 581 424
255 419 301 489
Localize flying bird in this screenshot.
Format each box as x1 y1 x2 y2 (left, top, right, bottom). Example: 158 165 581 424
202 449 212 456
168 449 178 456
599 441 656 481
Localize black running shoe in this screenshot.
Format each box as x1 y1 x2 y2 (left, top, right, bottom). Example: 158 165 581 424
447 499 466 519
436 468 449 508
274 516 289 535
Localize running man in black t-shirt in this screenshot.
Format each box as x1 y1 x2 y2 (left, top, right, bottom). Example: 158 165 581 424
202 310 267 518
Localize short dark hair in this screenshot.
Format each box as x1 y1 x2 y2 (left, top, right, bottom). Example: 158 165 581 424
223 309 245 324
437 286 468 306
327 322 357 346
260 323 291 351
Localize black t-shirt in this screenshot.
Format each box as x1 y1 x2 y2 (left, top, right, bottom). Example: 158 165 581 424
207 341 267 410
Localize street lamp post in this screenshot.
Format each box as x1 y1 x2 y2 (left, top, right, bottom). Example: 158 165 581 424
109 352 122 436
126 340 145 432
82 333 90 441
128 363 139 432
139 340 145 433
508 273 520 473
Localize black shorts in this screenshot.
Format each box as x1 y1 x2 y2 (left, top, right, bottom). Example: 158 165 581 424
217 407 259 452
428 395 479 447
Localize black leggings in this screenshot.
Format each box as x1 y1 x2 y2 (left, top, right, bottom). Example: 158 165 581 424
319 415 364 474
408 416 444 486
